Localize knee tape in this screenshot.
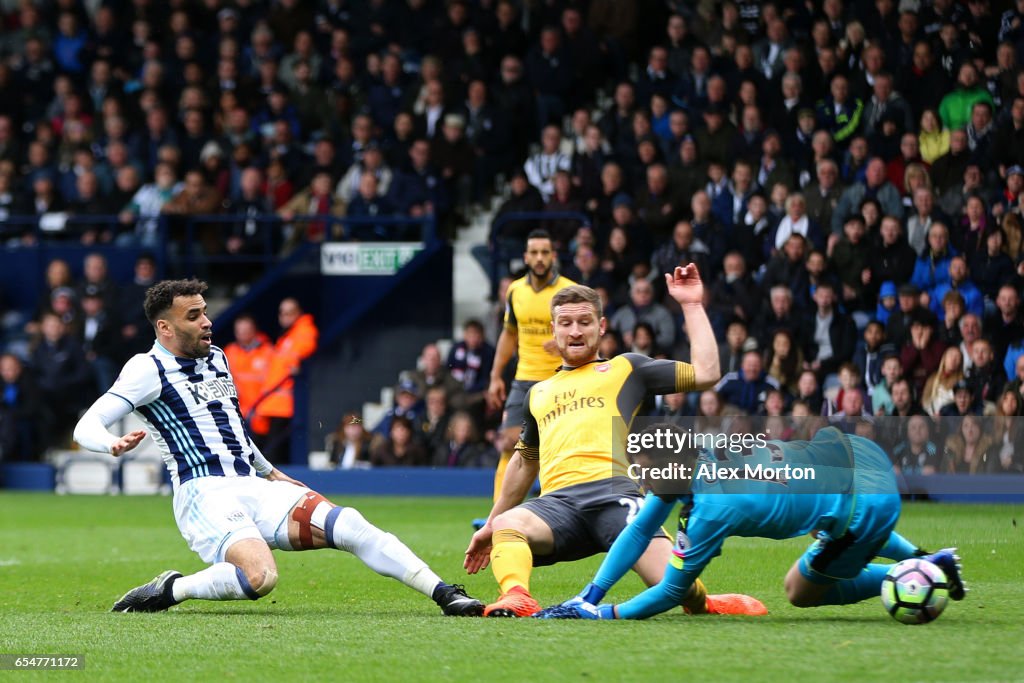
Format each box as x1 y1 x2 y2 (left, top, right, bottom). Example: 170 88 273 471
253 566 279 597
290 491 334 549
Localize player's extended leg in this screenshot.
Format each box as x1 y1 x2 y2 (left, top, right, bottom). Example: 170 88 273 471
784 557 892 607
871 532 967 600
111 538 277 612
483 507 555 617
876 530 923 561
786 518 903 608
287 491 484 616
785 543 968 607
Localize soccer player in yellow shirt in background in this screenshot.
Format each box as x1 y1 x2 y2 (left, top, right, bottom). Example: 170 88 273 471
486 229 575 501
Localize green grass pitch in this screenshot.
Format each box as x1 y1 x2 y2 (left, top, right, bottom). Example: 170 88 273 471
0 494 1021 682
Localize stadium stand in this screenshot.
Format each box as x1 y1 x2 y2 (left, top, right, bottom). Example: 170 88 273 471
0 0 1022 494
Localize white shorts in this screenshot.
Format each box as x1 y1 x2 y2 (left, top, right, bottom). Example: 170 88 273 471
172 476 310 564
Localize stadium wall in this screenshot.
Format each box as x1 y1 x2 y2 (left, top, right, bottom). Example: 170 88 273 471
302 243 455 456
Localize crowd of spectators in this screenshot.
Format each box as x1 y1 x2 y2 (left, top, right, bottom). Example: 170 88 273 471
472 0 1024 477
4 0 1024 475
0 251 155 458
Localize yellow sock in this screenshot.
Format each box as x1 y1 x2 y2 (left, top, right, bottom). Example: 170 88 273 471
490 529 533 594
492 450 512 503
682 578 709 614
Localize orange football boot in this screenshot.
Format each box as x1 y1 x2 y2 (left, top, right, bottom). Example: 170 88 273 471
484 585 542 618
702 593 768 615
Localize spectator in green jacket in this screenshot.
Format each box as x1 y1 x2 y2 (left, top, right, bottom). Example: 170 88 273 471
939 63 995 131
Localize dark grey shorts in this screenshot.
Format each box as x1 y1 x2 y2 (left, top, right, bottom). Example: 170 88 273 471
519 476 669 566
501 379 538 430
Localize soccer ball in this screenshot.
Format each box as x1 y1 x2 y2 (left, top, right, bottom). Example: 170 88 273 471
880 558 949 625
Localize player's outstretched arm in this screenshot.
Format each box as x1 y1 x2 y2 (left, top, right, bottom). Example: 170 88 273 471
665 265 720 389
464 451 538 574
611 517 731 619
74 393 141 455
613 561 699 620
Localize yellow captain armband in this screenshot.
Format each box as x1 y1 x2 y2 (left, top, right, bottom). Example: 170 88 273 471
675 362 696 393
514 439 540 461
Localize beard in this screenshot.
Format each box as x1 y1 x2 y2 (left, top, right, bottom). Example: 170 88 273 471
176 328 211 359
182 338 208 358
558 335 599 365
530 261 552 280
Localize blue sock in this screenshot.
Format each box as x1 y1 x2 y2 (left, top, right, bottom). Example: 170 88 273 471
877 532 919 561
819 564 890 605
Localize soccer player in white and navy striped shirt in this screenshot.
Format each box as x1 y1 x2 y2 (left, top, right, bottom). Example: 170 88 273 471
74 279 483 616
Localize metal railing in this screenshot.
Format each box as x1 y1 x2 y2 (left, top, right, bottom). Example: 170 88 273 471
0 212 438 279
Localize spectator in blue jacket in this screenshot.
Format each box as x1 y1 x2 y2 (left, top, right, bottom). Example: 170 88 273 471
714 349 780 414
911 222 957 294
930 256 984 321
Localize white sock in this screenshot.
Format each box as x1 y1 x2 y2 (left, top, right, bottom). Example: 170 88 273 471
171 562 257 602
327 507 442 597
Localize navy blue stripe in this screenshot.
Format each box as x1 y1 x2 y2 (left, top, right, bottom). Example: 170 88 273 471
137 403 192 484
175 358 203 383
210 350 230 379
234 566 260 600
107 391 135 410
156 361 224 476
151 399 208 477
230 396 250 433
209 400 252 476
210 353 250 468
229 395 248 425
230 396 261 468
324 506 343 549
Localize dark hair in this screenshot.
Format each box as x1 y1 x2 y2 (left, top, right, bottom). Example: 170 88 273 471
144 279 208 325
765 327 800 386
815 280 836 293
391 415 414 433
727 318 748 331
526 228 552 242
632 321 659 352
891 377 914 398
463 318 484 334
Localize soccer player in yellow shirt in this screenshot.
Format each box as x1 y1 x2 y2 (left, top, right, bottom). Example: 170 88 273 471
465 265 766 617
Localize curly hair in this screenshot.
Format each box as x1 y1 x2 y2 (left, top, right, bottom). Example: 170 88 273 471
143 279 208 325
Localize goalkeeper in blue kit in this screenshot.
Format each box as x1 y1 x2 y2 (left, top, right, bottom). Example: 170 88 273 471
538 426 967 620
